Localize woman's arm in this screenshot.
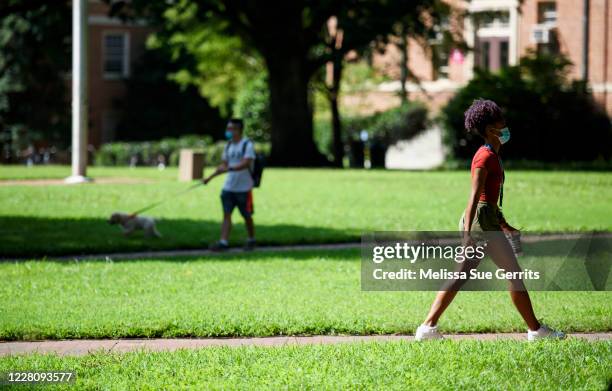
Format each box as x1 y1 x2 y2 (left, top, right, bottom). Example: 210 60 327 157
464 167 487 241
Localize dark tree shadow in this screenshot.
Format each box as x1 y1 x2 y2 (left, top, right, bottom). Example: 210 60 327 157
0 216 359 258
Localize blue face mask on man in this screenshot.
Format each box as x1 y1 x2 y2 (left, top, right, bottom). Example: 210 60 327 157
225 130 233 140
498 127 511 144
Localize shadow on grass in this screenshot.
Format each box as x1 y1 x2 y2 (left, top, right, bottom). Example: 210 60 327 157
0 216 359 259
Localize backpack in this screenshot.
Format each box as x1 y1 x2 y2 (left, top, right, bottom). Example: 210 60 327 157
225 138 265 188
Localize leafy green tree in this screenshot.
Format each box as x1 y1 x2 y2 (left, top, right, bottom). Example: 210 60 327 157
117 0 447 166
443 51 611 162
0 1 71 161
145 1 264 117
314 1 453 166
393 1 460 104
232 72 271 142
113 47 225 141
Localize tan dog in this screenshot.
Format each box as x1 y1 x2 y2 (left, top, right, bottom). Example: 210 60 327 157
108 212 162 238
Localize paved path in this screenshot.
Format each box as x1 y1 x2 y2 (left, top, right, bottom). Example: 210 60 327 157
0 177 154 186
2 243 361 262
4 232 610 262
1 333 610 356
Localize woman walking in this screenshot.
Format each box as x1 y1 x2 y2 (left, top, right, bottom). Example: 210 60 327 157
415 99 565 341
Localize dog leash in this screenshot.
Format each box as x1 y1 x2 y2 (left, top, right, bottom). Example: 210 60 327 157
129 182 203 217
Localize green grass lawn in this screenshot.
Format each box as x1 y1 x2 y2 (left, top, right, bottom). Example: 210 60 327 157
1 340 610 390
1 167 609 390
1 166 611 257
0 165 179 181
1 249 610 341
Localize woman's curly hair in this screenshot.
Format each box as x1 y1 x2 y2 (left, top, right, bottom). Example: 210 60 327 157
464 99 503 138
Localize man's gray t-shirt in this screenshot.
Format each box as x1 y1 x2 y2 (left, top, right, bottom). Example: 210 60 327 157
222 138 255 192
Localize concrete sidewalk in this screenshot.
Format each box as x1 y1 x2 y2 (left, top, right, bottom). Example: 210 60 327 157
1 333 610 356
3 232 610 262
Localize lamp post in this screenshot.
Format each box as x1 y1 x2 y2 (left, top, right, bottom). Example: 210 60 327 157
65 0 91 184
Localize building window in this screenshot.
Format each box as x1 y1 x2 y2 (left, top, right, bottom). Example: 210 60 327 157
429 16 450 80
103 32 129 79
538 2 557 25
480 11 510 29
536 32 559 55
480 41 490 70
500 40 509 68
431 47 449 80
478 39 509 72
535 2 559 55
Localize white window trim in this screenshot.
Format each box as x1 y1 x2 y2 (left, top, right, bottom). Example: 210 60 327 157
463 0 520 78
102 31 130 80
89 15 148 27
477 26 511 38
468 0 520 13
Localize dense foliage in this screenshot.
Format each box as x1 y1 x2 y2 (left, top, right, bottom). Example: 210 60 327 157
114 48 225 142
121 0 444 166
94 135 269 167
232 72 271 142
0 2 71 161
145 4 263 116
344 103 429 145
442 52 611 161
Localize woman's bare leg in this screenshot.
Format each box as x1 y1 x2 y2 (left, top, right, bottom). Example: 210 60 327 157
486 234 541 331
422 259 480 326
423 290 459 326
508 291 540 330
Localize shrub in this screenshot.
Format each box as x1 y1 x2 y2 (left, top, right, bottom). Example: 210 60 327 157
343 103 429 145
94 135 270 167
338 103 428 168
371 103 429 144
200 140 270 167
442 51 612 162
94 142 137 166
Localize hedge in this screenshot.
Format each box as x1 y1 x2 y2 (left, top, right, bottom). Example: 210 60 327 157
94 135 270 167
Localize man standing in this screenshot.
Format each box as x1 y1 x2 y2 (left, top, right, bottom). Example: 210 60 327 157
203 119 256 251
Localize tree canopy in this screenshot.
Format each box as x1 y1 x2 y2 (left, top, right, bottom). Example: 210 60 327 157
0 1 71 161
145 1 264 116
117 0 446 166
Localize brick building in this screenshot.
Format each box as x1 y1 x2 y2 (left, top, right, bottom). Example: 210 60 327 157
360 0 612 116
79 1 610 147
76 1 153 147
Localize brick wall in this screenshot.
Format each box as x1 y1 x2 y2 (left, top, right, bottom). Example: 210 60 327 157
356 0 612 117
66 1 154 147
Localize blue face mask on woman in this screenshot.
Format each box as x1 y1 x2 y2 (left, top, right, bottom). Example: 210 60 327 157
225 130 233 140
498 127 511 144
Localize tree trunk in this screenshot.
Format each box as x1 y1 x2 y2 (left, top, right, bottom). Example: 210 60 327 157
265 52 329 167
399 25 409 105
330 54 344 167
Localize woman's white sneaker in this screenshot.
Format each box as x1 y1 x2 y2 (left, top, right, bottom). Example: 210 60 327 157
415 324 443 341
527 325 566 341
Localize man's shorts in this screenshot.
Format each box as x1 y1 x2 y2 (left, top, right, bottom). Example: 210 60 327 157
221 190 254 218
